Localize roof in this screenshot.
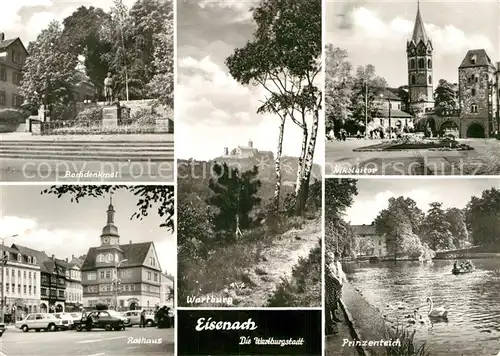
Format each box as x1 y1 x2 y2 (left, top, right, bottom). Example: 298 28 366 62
0 38 28 55
376 108 414 119
351 224 377 236
375 88 401 101
11 244 52 273
459 49 494 69
81 242 153 271
411 5 430 45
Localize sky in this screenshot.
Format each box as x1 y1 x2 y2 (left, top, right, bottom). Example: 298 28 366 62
0 185 176 276
176 0 324 162
344 178 500 225
326 0 500 87
2 0 138 45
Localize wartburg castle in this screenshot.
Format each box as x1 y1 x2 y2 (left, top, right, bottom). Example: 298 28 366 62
389 3 500 138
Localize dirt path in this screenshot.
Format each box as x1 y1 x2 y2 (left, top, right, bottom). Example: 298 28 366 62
196 217 321 307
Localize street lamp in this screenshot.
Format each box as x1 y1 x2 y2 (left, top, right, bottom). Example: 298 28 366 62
364 78 368 138
380 92 392 138
113 259 128 310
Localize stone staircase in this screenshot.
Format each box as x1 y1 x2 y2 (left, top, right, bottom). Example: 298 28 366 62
0 139 174 162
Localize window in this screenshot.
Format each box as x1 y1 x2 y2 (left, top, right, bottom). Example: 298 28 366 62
29 286 32 295
5 284 9 293
411 75 416 85
427 59 432 69
471 55 477 64
12 94 23 108
428 76 432 85
147 285 151 292
106 253 113 262
33 257 36 264
28 272 31 279
11 50 22 64
471 104 478 113
17 270 20 277
475 75 479 83
12 71 21 85
471 88 476 96
0 91 5 105
105 270 111 279
11 269 14 277
97 254 104 263
147 271 152 280
100 271 105 279
410 59 415 69
106 285 110 292
0 66 6 81
418 58 424 68
17 284 20 294
23 285 26 294
154 273 158 282
23 271 26 278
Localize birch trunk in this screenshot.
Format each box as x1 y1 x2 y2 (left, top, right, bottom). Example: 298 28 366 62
273 115 286 212
295 125 308 196
295 108 320 215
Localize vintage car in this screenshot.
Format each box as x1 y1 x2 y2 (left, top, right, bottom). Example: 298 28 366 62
121 310 155 327
0 322 5 336
54 312 77 330
15 313 65 332
75 310 128 331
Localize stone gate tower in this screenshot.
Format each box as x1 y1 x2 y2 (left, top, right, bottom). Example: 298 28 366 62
407 1 434 113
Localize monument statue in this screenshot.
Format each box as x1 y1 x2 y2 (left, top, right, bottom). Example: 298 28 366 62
104 72 114 105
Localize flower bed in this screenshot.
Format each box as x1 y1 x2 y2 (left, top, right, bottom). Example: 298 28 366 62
354 136 473 152
39 124 168 135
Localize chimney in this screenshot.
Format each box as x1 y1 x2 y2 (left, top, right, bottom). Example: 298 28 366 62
0 33 4 42
248 139 253 148
51 254 55 260
224 147 228 156
129 240 132 244
72 254 75 260
65 258 68 263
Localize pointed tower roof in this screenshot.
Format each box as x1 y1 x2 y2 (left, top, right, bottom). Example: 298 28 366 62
101 194 119 239
411 1 430 45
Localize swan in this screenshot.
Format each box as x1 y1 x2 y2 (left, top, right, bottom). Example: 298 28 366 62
427 297 448 318
407 310 418 324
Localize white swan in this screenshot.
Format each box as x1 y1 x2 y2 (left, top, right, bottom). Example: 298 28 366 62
427 297 448 318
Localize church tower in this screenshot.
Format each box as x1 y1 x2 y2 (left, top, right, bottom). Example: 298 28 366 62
407 1 434 113
100 195 120 246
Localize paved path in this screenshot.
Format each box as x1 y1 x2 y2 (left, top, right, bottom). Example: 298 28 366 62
0 133 174 142
325 138 500 175
0 326 174 356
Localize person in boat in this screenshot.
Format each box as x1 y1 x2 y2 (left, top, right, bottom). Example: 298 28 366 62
453 261 459 272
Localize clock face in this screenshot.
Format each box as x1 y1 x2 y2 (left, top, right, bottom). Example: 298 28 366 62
103 237 110 244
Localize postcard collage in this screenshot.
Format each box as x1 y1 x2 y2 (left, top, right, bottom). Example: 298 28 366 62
0 0 499 355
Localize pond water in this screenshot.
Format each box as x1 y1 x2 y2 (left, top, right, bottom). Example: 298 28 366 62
344 258 500 356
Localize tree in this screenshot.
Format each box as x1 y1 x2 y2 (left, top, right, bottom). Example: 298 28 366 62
420 202 455 251
374 196 424 260
206 163 262 237
62 6 112 97
177 201 214 260
324 179 358 255
20 21 78 117
396 85 410 113
466 188 500 246
445 208 469 248
226 0 321 215
40 185 174 232
434 79 457 116
349 64 387 130
325 45 352 134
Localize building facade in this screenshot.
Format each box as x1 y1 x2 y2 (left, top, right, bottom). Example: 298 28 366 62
61 259 82 311
81 197 162 310
352 225 388 257
371 88 414 133
0 33 27 110
1 246 41 317
406 3 434 114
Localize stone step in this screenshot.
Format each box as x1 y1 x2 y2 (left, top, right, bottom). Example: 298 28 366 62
0 145 173 152
0 141 173 147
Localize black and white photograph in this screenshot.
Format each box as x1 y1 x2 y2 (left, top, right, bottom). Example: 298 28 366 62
177 309 322 355
0 0 174 182
0 185 175 356
324 178 500 356
325 0 500 175
176 0 322 308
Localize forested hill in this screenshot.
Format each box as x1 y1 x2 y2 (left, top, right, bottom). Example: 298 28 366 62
177 155 322 206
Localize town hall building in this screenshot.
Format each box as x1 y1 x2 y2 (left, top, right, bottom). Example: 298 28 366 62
81 197 163 310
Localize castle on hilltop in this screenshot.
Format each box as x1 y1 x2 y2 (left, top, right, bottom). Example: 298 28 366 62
222 139 274 160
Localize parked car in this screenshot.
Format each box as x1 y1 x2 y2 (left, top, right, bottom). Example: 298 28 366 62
122 310 155 327
54 313 75 330
15 313 65 332
0 322 5 336
75 310 127 331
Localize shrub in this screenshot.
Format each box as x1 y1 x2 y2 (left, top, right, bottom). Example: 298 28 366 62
386 326 430 356
0 108 24 132
51 102 77 121
131 107 158 126
75 106 103 125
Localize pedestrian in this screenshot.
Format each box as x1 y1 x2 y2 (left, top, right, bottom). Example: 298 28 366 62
140 309 146 328
325 251 347 335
